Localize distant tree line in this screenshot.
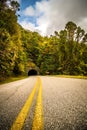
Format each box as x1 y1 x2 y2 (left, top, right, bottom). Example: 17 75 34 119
0 0 87 81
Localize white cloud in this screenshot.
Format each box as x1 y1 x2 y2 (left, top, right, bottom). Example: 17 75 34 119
20 20 36 31
35 0 67 35
19 0 87 36
35 0 68 35
23 6 35 16
78 17 87 32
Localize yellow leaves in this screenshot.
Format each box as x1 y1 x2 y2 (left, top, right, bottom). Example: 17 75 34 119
27 61 36 68
18 63 25 73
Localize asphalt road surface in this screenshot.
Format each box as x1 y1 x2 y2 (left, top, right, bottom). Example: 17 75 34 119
0 76 87 130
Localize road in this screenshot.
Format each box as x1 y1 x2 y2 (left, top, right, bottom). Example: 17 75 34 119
0 76 87 130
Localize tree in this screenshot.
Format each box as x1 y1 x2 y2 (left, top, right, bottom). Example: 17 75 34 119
0 28 16 80
11 0 20 12
0 0 27 79
65 21 77 41
75 26 85 43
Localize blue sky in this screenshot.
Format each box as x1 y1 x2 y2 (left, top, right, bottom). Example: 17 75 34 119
17 0 87 36
20 0 41 10
18 0 41 25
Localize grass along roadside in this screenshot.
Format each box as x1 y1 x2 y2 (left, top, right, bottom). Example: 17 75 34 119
0 76 28 85
54 75 87 79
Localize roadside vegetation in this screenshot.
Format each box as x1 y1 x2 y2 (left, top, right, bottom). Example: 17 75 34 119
0 0 87 82
0 76 28 85
54 75 87 79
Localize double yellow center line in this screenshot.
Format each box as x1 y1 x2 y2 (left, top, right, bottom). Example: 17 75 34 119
11 77 44 130
32 78 44 130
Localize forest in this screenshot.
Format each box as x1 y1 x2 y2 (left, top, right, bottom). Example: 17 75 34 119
0 0 87 81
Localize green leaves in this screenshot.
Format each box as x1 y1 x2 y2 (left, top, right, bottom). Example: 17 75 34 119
0 29 14 77
0 1 26 80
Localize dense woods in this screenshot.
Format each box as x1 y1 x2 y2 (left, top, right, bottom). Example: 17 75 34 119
0 0 87 81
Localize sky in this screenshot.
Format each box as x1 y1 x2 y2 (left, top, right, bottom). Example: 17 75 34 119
16 0 87 36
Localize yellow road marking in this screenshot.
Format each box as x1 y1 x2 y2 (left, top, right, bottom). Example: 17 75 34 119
11 77 39 130
32 77 44 130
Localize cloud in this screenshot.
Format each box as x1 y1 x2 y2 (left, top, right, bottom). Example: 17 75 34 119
19 0 87 36
20 20 36 31
35 0 67 35
78 18 87 31
23 6 35 16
